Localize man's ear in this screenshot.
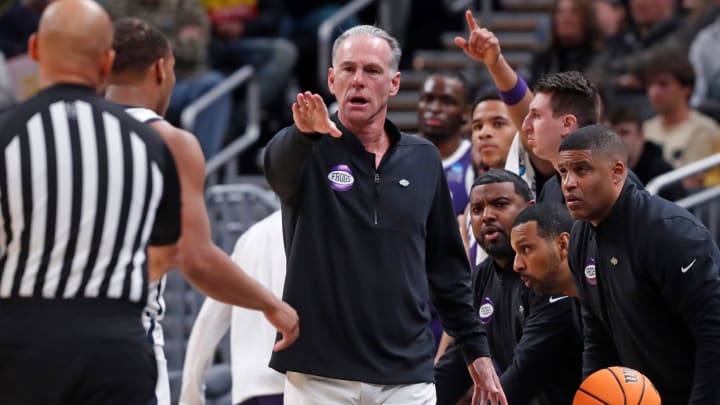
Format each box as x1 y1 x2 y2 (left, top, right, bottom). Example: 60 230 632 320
28 33 39 62
561 114 578 137
556 232 570 260
389 71 401 96
99 49 115 82
155 58 166 84
612 159 626 185
327 67 335 95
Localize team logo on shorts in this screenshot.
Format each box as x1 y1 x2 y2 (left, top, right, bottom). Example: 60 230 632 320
478 297 494 324
585 258 597 285
328 165 354 191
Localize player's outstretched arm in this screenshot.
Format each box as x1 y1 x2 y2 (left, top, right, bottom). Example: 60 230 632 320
455 10 532 137
155 120 299 350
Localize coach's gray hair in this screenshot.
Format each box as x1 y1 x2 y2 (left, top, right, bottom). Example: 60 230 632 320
331 25 402 73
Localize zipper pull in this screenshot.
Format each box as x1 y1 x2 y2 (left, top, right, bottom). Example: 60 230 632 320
374 173 380 183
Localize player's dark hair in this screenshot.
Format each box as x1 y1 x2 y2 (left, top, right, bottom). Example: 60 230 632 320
472 169 533 202
470 88 502 113
534 71 601 127
112 18 170 76
512 203 573 240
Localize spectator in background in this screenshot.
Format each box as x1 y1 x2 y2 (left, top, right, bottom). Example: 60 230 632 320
202 0 297 120
0 0 53 59
642 48 720 188
527 0 603 87
690 3 720 119
592 0 627 40
604 105 686 200
416 72 473 354
417 72 473 217
281 0 360 95
471 91 518 171
104 0 232 159
588 0 681 117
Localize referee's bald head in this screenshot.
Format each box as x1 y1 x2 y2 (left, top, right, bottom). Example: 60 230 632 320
30 0 114 88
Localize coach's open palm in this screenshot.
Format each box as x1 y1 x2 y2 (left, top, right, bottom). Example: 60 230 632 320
455 10 502 68
293 91 342 137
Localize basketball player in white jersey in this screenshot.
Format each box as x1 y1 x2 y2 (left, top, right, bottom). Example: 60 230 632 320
104 17 299 404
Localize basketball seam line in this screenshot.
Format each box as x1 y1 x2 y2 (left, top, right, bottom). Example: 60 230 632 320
607 367 628 405
578 387 612 405
638 373 647 404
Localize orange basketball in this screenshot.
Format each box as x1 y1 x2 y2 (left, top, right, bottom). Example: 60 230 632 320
573 366 662 405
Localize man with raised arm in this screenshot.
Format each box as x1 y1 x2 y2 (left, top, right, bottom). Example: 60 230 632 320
264 24 507 405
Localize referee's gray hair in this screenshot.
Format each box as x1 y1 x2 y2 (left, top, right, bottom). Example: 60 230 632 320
331 25 402 73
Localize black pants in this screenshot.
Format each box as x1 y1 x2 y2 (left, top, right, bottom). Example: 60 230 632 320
0 298 157 404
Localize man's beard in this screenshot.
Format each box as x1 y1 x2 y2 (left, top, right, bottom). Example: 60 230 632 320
479 230 514 262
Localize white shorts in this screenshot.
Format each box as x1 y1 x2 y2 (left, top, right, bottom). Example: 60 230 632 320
284 371 436 405
153 341 171 405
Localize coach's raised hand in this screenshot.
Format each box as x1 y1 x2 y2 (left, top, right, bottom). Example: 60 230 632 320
455 10 502 67
293 91 342 137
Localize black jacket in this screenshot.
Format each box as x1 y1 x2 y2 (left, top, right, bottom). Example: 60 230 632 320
435 258 583 405
569 181 720 405
264 116 488 384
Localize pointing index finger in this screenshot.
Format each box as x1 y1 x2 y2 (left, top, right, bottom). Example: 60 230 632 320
465 10 480 31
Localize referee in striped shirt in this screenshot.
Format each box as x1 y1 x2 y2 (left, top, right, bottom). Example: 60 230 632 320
0 1 181 403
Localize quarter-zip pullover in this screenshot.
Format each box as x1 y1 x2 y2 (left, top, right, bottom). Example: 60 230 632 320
264 115 488 384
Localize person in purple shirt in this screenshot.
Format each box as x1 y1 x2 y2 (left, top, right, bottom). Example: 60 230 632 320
417 72 475 216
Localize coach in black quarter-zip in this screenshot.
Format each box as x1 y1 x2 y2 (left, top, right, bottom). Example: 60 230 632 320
265 24 506 404
561 125 720 405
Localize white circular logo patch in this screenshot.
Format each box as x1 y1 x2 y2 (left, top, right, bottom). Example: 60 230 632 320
585 258 597 285
478 297 494 324
328 164 354 191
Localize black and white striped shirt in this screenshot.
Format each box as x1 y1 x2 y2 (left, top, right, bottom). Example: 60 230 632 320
0 83 181 305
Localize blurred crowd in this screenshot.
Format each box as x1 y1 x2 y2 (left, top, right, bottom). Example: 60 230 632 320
0 0 719 181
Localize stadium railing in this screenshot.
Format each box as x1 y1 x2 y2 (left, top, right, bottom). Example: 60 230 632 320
180 65 260 188
647 152 720 242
